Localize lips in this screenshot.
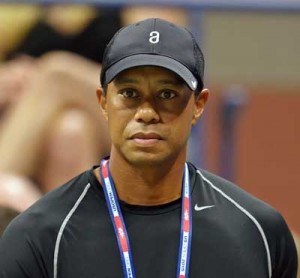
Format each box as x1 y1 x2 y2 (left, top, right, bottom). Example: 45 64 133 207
131 132 162 140
130 132 162 146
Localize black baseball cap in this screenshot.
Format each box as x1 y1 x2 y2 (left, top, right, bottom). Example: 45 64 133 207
100 18 205 91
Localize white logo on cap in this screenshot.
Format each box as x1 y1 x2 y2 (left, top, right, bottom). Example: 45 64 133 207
191 81 197 90
149 31 160 44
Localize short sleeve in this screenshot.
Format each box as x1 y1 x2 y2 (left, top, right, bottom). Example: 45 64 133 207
270 213 298 278
0 216 48 278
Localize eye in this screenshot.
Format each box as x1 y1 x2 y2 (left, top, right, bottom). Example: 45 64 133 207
159 90 176 99
120 89 138 98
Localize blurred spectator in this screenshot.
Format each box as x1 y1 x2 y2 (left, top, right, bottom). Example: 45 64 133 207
0 173 41 235
0 4 121 193
0 5 121 122
0 55 35 125
0 173 41 212
0 4 40 61
5 5 121 63
0 51 111 193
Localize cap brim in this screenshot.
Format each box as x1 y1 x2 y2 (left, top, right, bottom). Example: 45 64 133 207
103 54 198 91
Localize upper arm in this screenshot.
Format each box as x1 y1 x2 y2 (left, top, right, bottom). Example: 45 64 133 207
0 219 49 278
268 213 298 278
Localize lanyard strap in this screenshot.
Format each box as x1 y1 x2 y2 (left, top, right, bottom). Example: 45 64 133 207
100 159 192 278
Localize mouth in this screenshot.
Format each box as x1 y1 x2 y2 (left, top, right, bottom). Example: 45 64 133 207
130 132 162 146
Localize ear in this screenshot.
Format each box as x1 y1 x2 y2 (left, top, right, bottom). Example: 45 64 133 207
96 87 108 120
192 88 209 125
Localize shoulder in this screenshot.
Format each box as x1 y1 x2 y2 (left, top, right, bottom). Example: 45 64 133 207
0 169 94 276
189 163 298 277
2 169 92 242
192 164 282 224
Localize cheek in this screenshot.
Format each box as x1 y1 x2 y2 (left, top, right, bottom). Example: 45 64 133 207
107 114 124 135
169 103 195 139
162 113 193 147
164 99 195 126
172 118 193 141
106 108 133 140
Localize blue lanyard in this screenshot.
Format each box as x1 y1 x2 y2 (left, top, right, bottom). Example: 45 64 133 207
100 159 192 278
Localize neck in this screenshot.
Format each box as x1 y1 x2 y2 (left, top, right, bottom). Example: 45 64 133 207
102 150 187 206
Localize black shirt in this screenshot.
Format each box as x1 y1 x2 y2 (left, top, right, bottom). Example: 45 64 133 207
0 163 297 277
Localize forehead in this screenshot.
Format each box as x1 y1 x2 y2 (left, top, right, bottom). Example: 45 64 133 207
112 66 185 86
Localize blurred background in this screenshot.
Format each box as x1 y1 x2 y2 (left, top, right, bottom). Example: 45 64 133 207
0 0 299 247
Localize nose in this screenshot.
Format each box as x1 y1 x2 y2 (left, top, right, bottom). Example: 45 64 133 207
134 102 160 124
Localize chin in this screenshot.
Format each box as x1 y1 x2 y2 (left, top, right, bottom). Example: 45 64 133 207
115 143 186 167
124 152 171 167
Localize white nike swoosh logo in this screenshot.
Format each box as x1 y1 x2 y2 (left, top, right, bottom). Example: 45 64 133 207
194 204 215 211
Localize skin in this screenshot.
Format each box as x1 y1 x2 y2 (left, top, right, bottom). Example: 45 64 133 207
0 52 110 193
95 66 209 205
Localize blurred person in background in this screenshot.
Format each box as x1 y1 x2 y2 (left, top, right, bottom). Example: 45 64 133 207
0 173 41 235
0 4 122 194
0 51 112 193
0 4 121 124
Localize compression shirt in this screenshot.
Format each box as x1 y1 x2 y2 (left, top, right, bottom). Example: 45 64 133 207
0 163 297 277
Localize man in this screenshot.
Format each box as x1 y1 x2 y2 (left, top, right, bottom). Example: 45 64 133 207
0 18 297 278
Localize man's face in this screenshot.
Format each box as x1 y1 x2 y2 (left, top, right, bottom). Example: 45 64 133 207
97 66 208 166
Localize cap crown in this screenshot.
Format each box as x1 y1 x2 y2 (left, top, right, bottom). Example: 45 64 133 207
100 18 204 90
